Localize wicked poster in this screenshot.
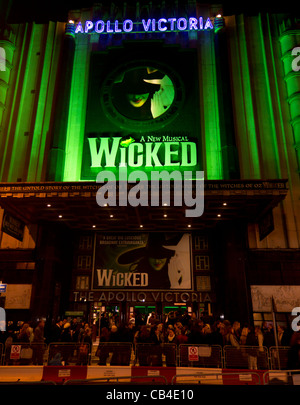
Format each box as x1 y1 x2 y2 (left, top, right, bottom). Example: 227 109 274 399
81 42 201 180
92 233 192 290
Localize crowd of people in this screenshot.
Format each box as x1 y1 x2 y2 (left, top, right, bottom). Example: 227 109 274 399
0 310 300 368
96 310 298 350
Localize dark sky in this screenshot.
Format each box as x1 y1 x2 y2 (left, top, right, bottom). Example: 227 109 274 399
6 0 298 22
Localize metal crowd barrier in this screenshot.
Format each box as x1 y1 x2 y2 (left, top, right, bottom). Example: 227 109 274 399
263 369 300 385
171 371 262 385
48 342 91 365
135 343 177 367
0 341 297 370
2 342 47 365
178 344 223 368
95 342 132 366
223 345 269 369
63 375 168 385
0 380 57 385
268 346 290 370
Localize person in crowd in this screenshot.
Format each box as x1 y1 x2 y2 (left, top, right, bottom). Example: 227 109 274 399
135 325 152 344
176 325 189 345
210 321 226 346
108 325 121 342
261 322 275 348
225 325 240 349
240 324 249 345
150 323 164 344
166 325 177 344
100 326 110 342
77 327 92 365
18 323 30 342
32 319 45 365
50 320 63 343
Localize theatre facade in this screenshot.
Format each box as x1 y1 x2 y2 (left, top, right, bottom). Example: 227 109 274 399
0 2 299 327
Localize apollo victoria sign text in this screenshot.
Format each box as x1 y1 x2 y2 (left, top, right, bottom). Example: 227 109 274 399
73 291 212 303
74 16 214 35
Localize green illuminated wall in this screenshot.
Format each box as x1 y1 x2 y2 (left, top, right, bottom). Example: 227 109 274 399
226 13 300 249
63 19 224 181
0 21 64 182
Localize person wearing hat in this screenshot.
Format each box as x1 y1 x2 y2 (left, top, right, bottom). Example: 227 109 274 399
117 233 177 289
111 67 174 120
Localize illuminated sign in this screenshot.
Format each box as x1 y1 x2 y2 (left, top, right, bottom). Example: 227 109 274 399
74 17 214 35
92 233 192 290
88 137 197 169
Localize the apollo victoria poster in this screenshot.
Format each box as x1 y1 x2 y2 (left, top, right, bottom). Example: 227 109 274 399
92 233 192 290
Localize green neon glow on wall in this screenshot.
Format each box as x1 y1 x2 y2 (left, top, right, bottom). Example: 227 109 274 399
63 30 224 181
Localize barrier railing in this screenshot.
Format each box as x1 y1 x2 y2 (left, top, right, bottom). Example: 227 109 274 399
3 342 47 365
263 369 300 385
95 342 132 366
63 375 168 385
135 343 177 367
0 380 57 385
0 341 297 370
48 342 91 366
171 371 262 385
178 344 223 368
223 345 269 370
269 346 290 370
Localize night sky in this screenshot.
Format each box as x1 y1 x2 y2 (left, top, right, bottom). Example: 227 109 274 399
5 0 298 23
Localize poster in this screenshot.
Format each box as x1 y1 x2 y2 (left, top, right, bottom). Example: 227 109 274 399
3 284 32 309
92 233 192 290
251 285 300 312
81 44 201 180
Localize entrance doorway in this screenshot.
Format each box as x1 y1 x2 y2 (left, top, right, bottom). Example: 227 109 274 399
132 305 156 324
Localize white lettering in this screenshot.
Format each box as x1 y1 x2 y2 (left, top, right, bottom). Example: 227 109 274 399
95 20 105 33
96 269 148 287
142 19 151 32
158 18 168 31
84 20 93 33
0 47 6 72
292 307 300 331
292 47 300 72
75 16 214 35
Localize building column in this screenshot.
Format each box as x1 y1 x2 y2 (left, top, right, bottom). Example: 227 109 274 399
279 19 300 174
46 22 75 181
214 16 240 179
215 220 251 324
0 26 16 150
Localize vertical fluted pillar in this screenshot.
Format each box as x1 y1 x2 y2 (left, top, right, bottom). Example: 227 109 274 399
46 21 75 181
214 15 240 179
0 27 15 136
279 19 300 172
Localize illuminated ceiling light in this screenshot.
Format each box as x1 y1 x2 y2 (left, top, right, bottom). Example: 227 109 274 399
58 215 63 218
140 224 143 228
47 204 51 207
217 214 221 217
68 20 75 24
187 224 191 228
110 214 114 218
223 202 227 206
216 14 222 18
164 214 167 217
92 225 96 228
